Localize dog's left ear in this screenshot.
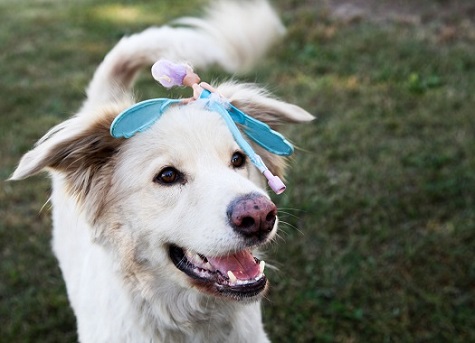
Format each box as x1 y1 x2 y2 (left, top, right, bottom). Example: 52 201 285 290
216 82 314 178
9 106 125 222
10 107 123 226
216 82 315 128
10 110 121 182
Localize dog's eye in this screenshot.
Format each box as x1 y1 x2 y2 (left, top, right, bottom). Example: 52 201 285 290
154 167 181 185
231 152 246 168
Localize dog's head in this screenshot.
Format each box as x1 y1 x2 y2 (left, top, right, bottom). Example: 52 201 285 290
11 82 313 301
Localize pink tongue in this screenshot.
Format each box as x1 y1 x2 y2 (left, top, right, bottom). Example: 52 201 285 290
207 250 260 280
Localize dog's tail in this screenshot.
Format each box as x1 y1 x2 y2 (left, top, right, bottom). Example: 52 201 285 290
81 0 284 112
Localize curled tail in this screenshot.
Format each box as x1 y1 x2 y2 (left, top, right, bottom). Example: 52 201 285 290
82 0 284 112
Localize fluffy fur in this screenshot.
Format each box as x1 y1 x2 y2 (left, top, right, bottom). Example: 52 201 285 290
11 1 313 342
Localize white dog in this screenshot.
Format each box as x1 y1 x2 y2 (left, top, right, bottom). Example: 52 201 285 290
11 1 313 342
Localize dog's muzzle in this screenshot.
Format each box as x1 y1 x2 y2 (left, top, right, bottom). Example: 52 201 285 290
168 193 277 300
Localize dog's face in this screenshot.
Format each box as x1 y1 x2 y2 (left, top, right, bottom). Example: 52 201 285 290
112 106 277 299
11 83 313 302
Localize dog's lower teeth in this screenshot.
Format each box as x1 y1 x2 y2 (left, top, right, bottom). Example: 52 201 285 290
227 271 237 284
180 248 266 288
259 260 265 273
223 270 266 287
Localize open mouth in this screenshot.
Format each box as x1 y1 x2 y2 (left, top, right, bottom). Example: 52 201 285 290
169 245 267 300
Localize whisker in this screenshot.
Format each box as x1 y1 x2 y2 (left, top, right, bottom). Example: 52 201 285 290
277 211 300 222
279 220 304 236
39 197 52 214
277 207 306 214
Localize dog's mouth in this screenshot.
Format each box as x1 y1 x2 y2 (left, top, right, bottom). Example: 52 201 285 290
169 245 267 300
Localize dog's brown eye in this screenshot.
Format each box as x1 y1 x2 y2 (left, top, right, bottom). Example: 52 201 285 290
155 167 181 185
231 152 246 168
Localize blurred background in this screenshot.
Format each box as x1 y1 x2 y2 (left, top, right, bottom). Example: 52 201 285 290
1 0 474 342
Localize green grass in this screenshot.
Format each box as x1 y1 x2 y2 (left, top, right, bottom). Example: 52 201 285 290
1 0 474 342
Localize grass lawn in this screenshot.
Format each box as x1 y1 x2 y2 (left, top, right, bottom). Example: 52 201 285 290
1 0 474 342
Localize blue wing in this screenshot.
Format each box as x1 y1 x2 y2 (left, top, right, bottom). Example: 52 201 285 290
110 98 181 138
227 105 294 156
199 89 294 156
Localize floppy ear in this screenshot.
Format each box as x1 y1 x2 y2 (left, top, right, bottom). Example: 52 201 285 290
216 82 314 178
216 82 314 127
10 105 125 221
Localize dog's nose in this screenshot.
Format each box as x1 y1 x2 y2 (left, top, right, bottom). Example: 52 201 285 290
227 193 277 240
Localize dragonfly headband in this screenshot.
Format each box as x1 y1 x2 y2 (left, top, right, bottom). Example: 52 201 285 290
110 60 293 194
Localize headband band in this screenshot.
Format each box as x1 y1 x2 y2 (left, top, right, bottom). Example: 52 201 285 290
110 60 292 194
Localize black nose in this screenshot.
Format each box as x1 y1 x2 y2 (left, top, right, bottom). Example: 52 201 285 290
227 193 277 241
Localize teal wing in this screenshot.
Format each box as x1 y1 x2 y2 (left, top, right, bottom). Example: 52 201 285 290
228 105 294 156
110 98 181 138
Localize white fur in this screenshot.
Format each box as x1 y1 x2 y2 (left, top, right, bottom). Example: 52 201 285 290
11 1 313 342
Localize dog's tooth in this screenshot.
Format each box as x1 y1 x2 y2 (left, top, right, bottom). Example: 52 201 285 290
259 260 266 274
185 250 194 260
185 250 202 266
203 262 214 271
186 252 195 263
227 271 237 285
